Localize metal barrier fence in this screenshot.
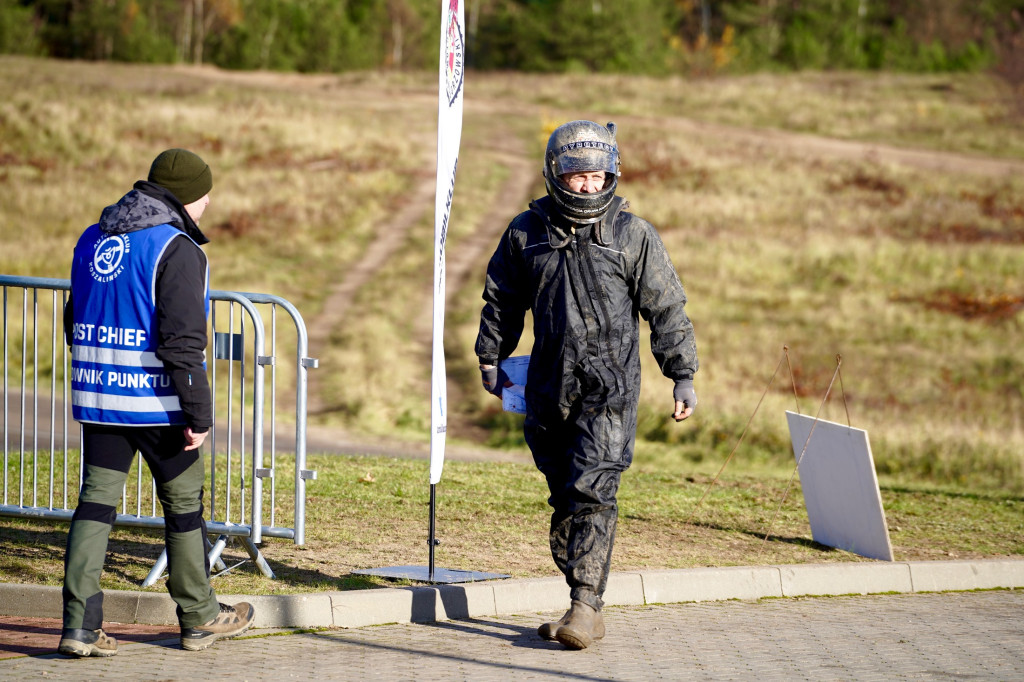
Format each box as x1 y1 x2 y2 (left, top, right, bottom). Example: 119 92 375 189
0 274 318 584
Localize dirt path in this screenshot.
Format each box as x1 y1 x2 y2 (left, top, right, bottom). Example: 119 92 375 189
463 99 1024 178
300 108 535 439
410 134 536 442
304 165 436 414
618 112 1024 178
427 147 534 327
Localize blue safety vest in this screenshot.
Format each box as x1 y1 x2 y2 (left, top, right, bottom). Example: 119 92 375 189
70 224 209 426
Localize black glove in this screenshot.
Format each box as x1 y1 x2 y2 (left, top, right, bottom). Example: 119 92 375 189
673 379 697 413
480 364 511 397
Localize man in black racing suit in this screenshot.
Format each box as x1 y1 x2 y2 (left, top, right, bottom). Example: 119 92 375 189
476 120 699 650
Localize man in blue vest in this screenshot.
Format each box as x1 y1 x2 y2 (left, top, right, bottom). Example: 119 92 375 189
59 149 255 657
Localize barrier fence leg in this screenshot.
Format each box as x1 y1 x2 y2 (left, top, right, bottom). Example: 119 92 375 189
207 534 230 572
240 537 276 579
141 549 169 588
144 535 232 587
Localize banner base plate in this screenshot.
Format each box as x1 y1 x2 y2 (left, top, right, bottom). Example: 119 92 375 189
353 565 509 584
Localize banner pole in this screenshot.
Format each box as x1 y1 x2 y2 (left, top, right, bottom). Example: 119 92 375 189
428 483 437 581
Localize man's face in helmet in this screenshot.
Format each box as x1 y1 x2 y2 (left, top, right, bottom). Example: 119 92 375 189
560 171 607 194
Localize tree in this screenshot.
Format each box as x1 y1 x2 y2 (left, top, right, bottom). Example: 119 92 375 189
0 0 43 54
989 1 1024 116
3 0 1015 74
474 0 679 73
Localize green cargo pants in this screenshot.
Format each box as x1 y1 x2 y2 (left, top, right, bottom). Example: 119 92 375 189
63 424 220 630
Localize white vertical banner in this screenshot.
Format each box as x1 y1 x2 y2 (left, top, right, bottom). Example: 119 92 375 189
430 0 465 485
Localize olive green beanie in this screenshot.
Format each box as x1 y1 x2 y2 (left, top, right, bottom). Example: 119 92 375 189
147 148 212 205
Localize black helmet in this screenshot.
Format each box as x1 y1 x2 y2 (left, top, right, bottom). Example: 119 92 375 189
542 120 620 224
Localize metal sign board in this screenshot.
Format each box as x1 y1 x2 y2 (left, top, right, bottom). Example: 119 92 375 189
353 565 509 584
785 411 895 561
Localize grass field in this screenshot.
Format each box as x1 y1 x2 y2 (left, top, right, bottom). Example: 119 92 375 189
1 57 1022 591
2 451 1021 595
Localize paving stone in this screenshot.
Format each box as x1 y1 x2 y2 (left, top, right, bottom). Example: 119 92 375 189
2 591 1020 681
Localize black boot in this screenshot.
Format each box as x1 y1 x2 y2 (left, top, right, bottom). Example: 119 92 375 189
555 600 605 650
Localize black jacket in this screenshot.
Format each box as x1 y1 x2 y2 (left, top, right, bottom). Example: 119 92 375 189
476 195 698 419
65 182 213 431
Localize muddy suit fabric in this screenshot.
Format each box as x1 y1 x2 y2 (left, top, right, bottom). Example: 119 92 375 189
476 195 698 611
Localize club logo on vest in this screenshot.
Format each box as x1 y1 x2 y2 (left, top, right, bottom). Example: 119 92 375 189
90 234 129 283
444 0 464 107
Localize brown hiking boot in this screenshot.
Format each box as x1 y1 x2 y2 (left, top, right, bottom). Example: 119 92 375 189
180 602 256 651
537 607 572 640
58 628 118 657
554 600 605 650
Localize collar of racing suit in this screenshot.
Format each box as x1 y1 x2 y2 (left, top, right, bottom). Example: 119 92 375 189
528 195 628 249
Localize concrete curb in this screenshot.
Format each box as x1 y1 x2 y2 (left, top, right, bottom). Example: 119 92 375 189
3 559 1020 629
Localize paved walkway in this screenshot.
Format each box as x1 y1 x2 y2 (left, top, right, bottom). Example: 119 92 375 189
1 590 1022 680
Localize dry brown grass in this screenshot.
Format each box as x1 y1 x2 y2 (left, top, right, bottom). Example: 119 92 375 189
1 56 1022 496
